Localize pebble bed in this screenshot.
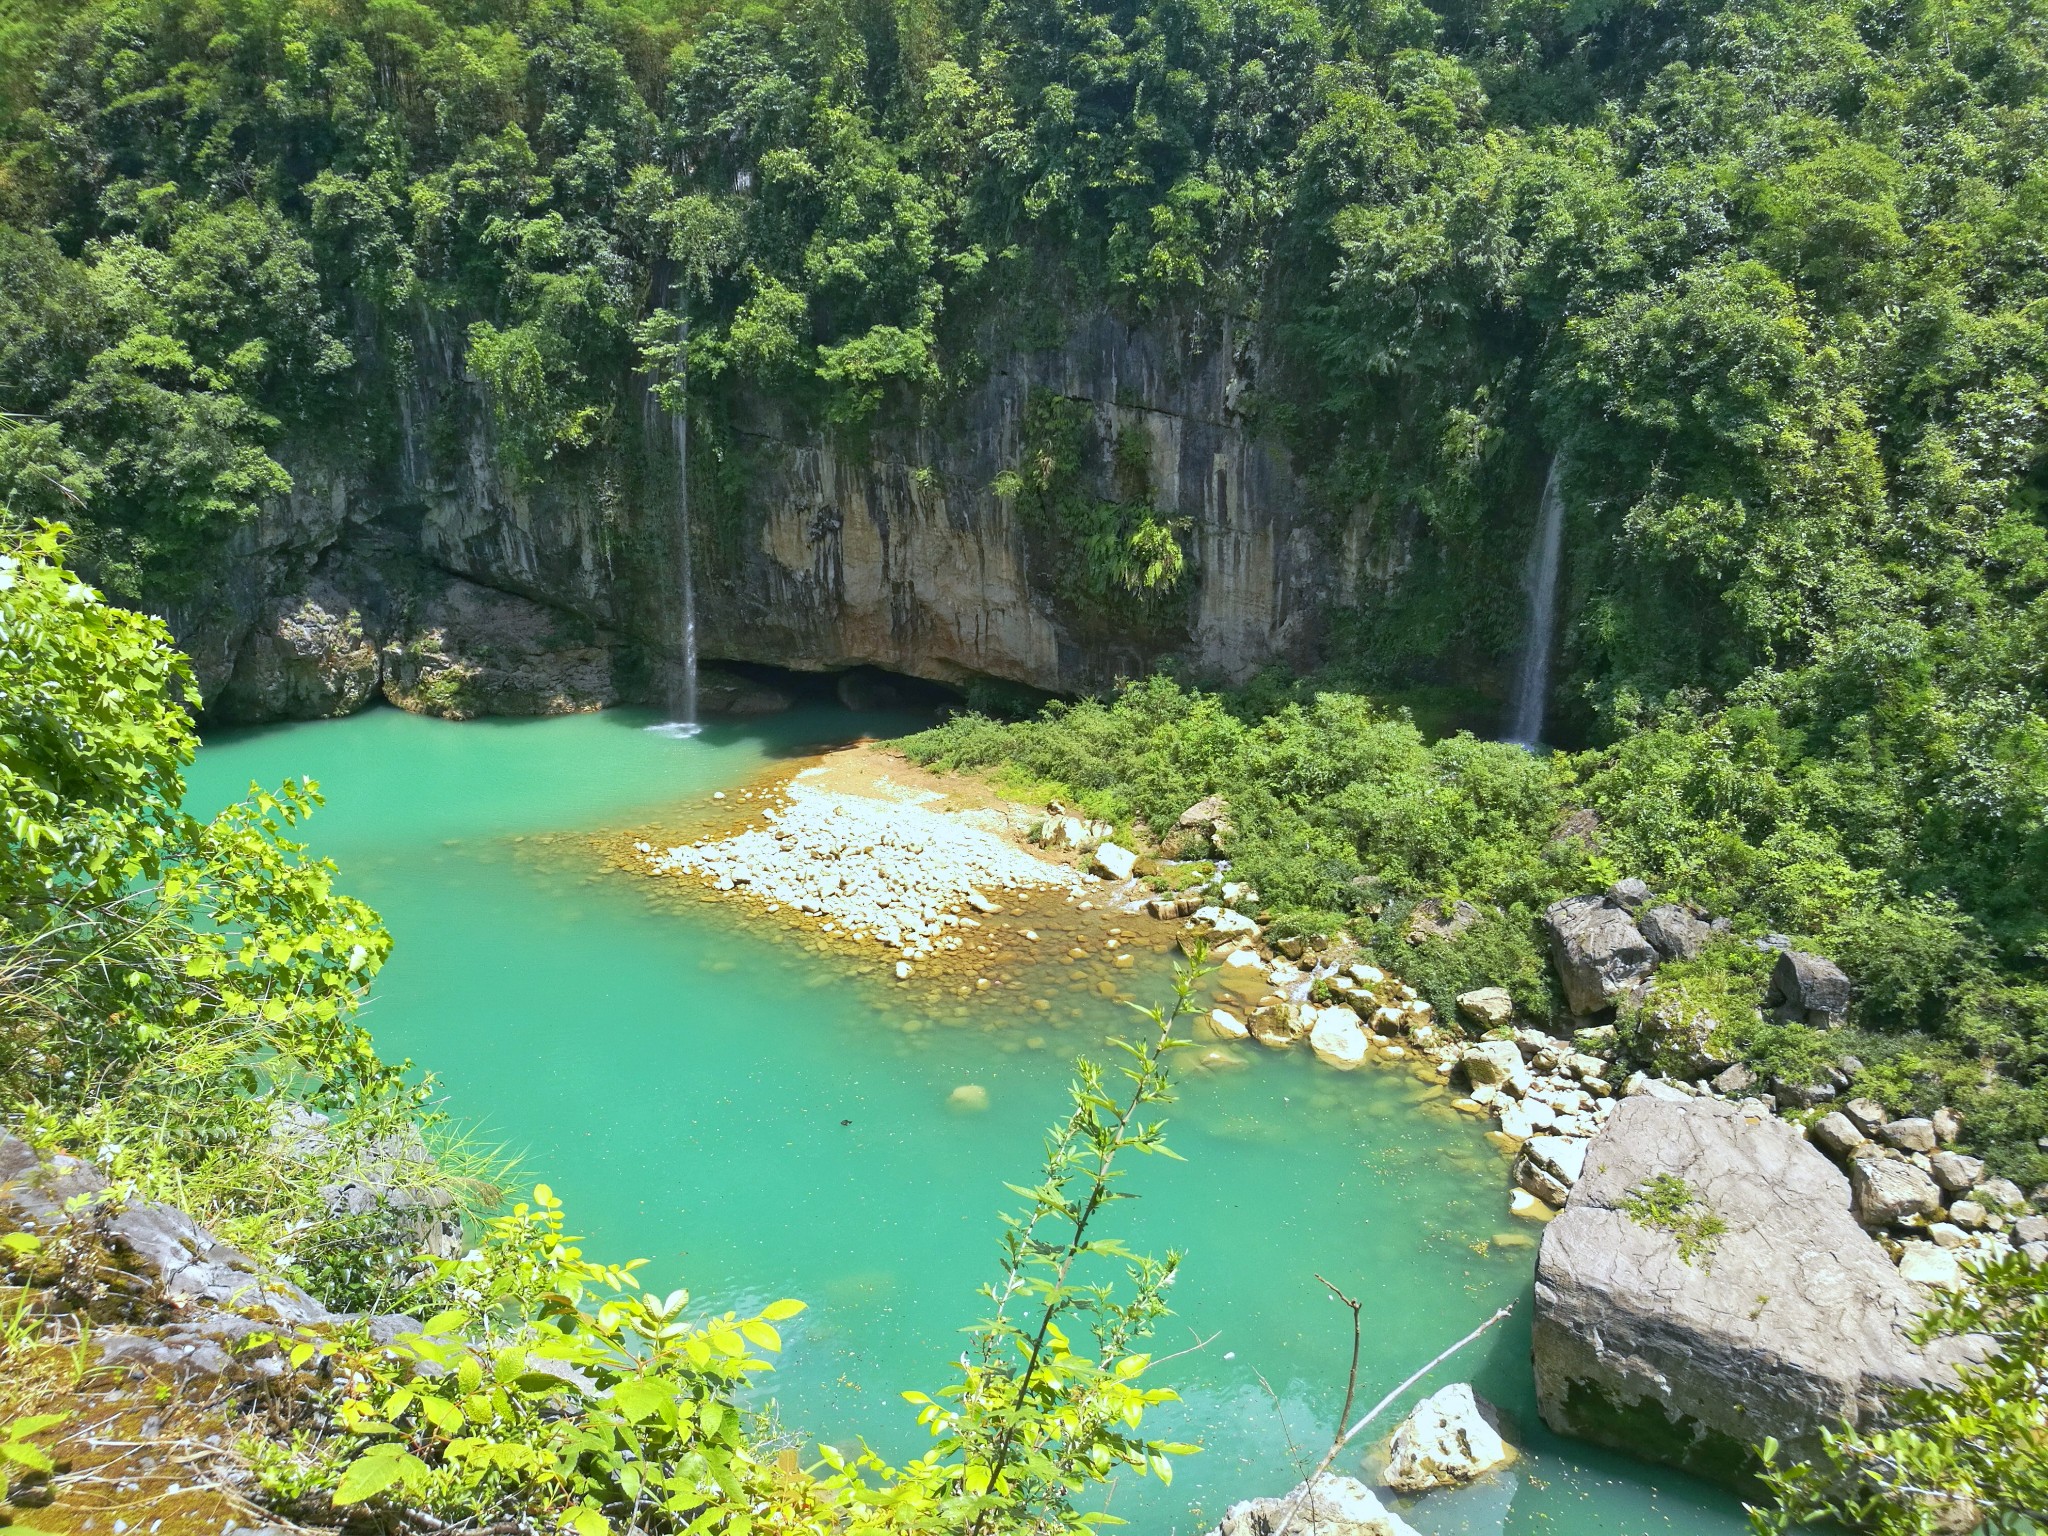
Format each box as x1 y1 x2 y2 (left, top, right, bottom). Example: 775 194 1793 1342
645 781 1093 962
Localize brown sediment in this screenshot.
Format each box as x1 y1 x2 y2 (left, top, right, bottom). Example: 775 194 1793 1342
0 1335 261 1536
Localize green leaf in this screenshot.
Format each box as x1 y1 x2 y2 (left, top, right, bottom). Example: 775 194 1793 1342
611 1378 675 1424
333 1448 407 1505
420 1395 463 1434
2 1443 55 1474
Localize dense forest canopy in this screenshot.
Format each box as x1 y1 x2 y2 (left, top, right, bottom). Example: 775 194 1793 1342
0 0 2043 1169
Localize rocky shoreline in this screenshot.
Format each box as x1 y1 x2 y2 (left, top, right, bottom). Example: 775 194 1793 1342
641 759 2048 1506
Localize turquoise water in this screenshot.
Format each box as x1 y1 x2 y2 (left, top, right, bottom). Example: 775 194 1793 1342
188 706 1753 1536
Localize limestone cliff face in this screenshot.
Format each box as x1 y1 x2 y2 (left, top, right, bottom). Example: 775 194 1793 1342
164 309 1393 721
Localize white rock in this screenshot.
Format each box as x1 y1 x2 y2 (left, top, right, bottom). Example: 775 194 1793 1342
1093 842 1138 881
1460 1041 1528 1090
1383 1383 1515 1493
1524 1134 1589 1187
1896 1240 1964 1291
1497 1099 1559 1141
1309 1007 1368 1070
893 961 912 980
1223 947 1263 970
1456 987 1516 1028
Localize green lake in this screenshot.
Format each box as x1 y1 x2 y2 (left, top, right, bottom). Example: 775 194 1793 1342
188 705 1754 1536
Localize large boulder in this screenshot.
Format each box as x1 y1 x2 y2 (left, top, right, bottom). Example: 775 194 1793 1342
1456 987 1516 1029
1458 1041 1529 1091
1544 894 1658 1014
1382 1383 1515 1493
1848 1155 1942 1229
1533 1097 1970 1484
214 584 382 722
1639 905 1712 962
1163 795 1234 857
1309 1007 1368 1070
1766 951 1852 1027
1209 1475 1419 1536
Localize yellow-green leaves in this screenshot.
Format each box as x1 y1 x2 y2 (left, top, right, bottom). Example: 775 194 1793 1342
333 1444 430 1505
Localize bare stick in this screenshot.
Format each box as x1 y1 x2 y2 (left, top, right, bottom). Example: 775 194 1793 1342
1316 1273 1362 1440
1266 1302 1515 1536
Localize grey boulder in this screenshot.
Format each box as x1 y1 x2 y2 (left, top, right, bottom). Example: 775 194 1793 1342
1849 1156 1942 1229
1878 1118 1937 1153
1533 1098 1971 1483
1766 951 1851 1027
1809 1112 1868 1159
1640 905 1712 962
1544 894 1659 1015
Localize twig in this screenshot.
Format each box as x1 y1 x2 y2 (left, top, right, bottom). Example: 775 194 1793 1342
1315 1274 1362 1440
1266 1303 1515 1536
1148 1329 1223 1368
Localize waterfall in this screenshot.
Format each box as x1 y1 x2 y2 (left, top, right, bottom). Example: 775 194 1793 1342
650 310 700 738
1507 452 1567 747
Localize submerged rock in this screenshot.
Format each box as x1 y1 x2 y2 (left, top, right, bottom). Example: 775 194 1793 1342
1382 1383 1516 1493
1533 1097 1973 1485
1209 1474 1420 1536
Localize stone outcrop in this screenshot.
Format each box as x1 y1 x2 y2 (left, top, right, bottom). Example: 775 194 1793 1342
214 583 381 722
1382 1383 1515 1493
1 1134 326 1326
1532 1097 1972 1484
1543 893 1658 1014
1209 1475 1420 1536
1766 950 1852 1027
381 575 615 720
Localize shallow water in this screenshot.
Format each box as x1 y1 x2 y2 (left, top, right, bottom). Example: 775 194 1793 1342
188 705 1752 1536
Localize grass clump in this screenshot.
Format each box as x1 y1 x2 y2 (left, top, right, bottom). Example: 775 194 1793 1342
1620 1174 1729 1267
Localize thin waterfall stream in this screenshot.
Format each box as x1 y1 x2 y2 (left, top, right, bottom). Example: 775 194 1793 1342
1506 452 1566 746
653 310 700 737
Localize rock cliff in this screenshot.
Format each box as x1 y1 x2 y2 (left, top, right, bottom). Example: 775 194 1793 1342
160 310 1394 721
